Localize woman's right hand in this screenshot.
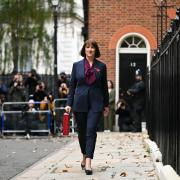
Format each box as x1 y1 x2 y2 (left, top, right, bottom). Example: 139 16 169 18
65 106 71 113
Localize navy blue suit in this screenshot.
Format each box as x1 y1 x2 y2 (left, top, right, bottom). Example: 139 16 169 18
67 59 109 158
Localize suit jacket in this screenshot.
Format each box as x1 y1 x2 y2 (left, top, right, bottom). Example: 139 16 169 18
66 59 109 112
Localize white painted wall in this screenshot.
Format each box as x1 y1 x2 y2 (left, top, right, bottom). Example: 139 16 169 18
36 0 84 75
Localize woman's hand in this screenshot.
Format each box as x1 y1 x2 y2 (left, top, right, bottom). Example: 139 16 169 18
65 106 71 114
104 107 109 117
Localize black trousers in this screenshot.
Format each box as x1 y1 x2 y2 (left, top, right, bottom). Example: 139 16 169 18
74 110 102 159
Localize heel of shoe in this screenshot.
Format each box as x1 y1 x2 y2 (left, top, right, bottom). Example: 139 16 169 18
85 169 92 175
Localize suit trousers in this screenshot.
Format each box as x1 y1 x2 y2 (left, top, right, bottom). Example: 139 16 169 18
74 110 102 159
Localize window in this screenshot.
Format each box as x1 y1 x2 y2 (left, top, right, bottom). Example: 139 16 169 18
120 35 146 48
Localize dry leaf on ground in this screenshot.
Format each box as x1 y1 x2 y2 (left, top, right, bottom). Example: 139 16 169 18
120 172 127 177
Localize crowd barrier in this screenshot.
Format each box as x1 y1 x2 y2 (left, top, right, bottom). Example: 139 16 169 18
0 98 76 135
1 101 51 135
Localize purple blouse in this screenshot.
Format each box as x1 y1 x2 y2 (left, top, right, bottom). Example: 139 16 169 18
84 59 96 85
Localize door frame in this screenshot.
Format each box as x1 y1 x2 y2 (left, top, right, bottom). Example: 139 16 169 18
114 32 150 131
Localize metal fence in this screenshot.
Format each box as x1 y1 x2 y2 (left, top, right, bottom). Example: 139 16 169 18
0 98 76 135
1 101 51 135
146 9 180 174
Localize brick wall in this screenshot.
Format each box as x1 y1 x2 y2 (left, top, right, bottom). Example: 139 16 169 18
88 0 180 82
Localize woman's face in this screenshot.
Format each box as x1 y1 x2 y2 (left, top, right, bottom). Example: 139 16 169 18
108 81 112 89
85 44 95 58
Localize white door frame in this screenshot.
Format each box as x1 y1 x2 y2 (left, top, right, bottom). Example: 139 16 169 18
114 33 150 131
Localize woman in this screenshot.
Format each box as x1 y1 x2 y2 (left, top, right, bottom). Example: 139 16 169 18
65 39 109 175
104 80 115 131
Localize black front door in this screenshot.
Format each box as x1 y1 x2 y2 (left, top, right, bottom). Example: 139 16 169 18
119 53 147 94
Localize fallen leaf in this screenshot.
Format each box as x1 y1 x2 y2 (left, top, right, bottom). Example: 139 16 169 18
62 169 68 172
120 172 127 177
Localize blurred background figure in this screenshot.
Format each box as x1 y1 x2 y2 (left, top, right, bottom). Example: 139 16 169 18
0 79 8 100
104 80 115 132
116 99 133 132
8 73 26 130
33 81 47 104
58 83 69 99
8 73 26 103
25 99 36 139
47 92 56 135
58 72 68 87
25 69 41 97
127 69 146 132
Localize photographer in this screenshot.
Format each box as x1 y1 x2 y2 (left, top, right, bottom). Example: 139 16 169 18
33 81 47 103
58 72 68 87
8 73 26 130
115 99 134 132
25 69 41 96
58 83 69 99
9 73 26 103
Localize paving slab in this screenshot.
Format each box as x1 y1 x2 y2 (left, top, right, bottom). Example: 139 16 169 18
12 132 158 180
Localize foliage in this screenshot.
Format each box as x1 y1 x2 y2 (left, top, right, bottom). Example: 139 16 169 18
0 0 75 74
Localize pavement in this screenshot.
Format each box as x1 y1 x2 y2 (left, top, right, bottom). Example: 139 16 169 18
11 132 158 180
0 135 74 180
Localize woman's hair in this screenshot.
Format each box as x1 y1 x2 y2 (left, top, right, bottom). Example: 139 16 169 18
108 80 114 89
80 39 101 58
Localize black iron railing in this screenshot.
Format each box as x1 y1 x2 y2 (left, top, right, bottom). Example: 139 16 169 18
147 8 180 174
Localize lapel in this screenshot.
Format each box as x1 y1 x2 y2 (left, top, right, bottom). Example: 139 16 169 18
94 59 101 80
78 59 85 80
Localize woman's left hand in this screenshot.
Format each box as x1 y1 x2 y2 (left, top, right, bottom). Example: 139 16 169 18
104 107 109 117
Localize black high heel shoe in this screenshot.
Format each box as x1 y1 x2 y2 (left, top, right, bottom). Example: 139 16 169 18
81 163 85 170
85 169 93 175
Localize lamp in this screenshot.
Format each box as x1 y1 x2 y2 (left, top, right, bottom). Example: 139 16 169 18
51 0 60 98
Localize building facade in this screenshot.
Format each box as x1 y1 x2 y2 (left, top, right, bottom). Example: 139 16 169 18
0 0 84 75
87 0 180 102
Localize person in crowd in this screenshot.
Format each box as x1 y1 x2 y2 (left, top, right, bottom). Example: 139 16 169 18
58 72 68 87
0 79 8 99
127 69 146 132
24 99 36 139
47 92 56 135
115 98 134 132
0 94 5 134
8 73 26 103
33 81 48 123
65 39 109 175
104 80 115 132
58 82 69 99
25 69 41 96
8 73 26 130
0 80 8 132
58 82 69 107
33 81 47 104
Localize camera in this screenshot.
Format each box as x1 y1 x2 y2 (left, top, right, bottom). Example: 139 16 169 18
39 85 43 89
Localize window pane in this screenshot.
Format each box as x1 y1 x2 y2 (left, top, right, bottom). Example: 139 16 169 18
139 41 146 48
125 36 132 44
134 36 141 44
121 41 128 47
